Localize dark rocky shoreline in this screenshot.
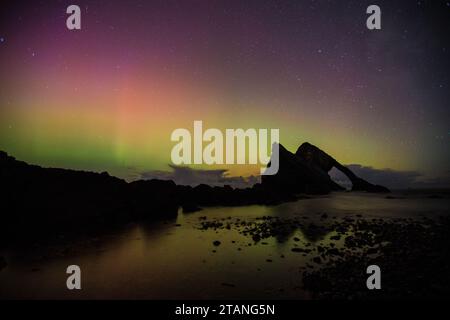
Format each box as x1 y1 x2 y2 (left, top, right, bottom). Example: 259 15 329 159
0 142 389 244
4 144 446 299
196 213 450 299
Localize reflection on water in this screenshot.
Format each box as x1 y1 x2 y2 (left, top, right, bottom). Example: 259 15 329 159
0 192 448 299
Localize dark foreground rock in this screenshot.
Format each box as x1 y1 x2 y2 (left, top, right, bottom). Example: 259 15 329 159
0 150 293 243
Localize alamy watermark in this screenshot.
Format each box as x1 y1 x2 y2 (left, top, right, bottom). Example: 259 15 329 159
170 121 280 175
366 265 381 289
66 265 81 290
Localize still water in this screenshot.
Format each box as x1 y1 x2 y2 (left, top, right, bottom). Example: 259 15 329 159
0 192 448 299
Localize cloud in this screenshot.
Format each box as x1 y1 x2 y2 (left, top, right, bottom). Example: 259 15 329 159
137 164 449 190
330 165 450 189
409 171 450 189
140 165 260 188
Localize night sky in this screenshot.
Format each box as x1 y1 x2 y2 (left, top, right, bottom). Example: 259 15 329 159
0 0 449 186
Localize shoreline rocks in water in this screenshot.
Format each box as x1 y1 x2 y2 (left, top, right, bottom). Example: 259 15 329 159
196 214 450 299
302 215 450 299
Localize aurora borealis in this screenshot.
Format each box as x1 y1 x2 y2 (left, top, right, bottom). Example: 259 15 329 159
0 0 448 184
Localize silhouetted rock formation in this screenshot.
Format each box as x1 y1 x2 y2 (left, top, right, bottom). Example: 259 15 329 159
176 182 296 208
295 142 390 193
0 142 389 242
261 143 389 193
262 144 344 194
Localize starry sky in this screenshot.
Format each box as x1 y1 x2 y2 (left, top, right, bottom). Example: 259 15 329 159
0 0 449 185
